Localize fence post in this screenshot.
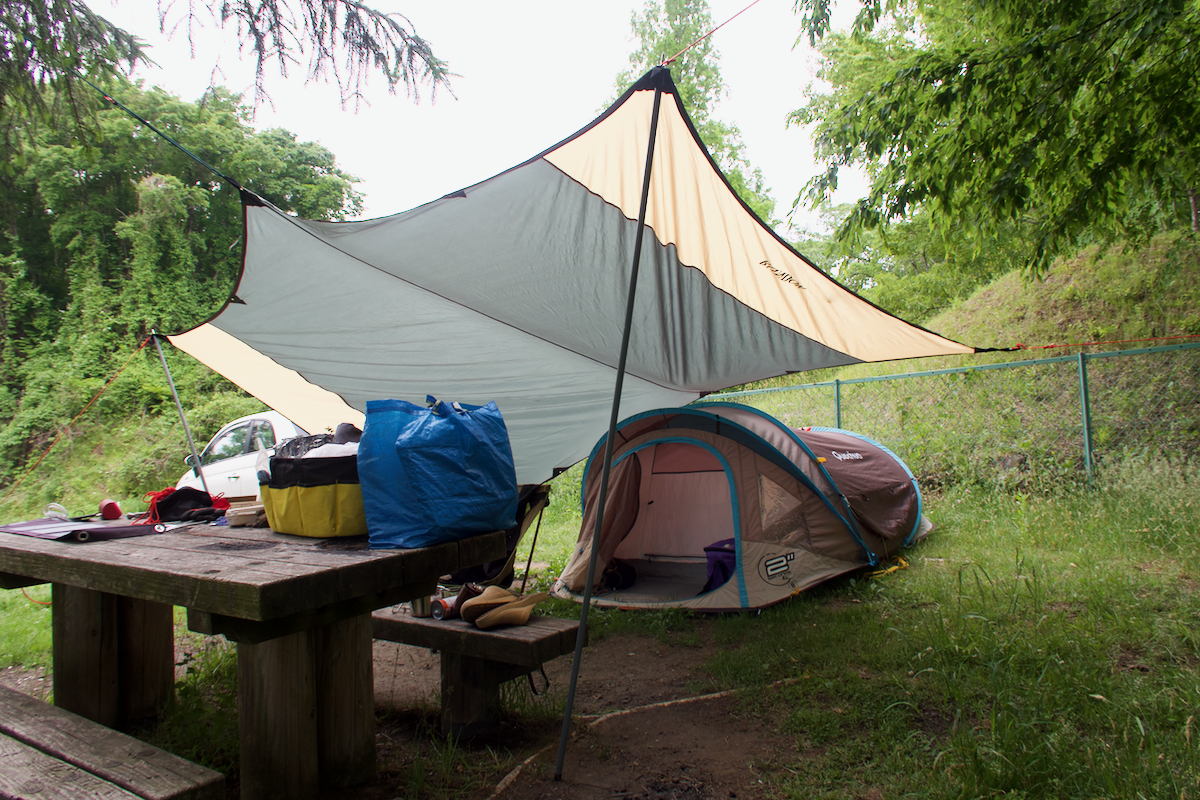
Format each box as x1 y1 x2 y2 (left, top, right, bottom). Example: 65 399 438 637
834 379 842 429
1077 353 1094 480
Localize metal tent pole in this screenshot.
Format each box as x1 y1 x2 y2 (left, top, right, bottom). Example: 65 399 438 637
150 331 210 496
554 82 665 781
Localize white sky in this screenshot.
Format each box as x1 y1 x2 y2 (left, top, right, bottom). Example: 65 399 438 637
96 0 863 232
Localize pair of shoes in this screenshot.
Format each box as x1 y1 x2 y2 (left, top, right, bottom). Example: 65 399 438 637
475 592 549 630
458 586 549 629
458 586 516 624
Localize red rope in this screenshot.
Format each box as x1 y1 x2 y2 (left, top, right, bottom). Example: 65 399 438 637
1011 334 1200 351
0 338 152 507
662 0 763 66
21 588 50 606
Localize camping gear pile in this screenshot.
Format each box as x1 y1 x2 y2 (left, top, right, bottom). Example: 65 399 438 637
259 431 367 538
551 403 932 611
259 396 521 552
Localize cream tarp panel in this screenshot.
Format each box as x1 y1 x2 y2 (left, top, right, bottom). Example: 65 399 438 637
169 67 972 484
169 324 364 434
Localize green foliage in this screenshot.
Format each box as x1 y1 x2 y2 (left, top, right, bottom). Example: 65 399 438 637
793 202 1025 322
0 0 146 158
614 0 778 225
143 635 239 772
794 0 1200 275
693 474 1200 798
930 234 1200 348
0 80 359 506
723 235 1200 492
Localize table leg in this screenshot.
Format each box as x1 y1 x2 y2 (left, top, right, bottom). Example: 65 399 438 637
117 596 175 721
237 631 319 800
51 585 173 726
313 613 376 789
52 584 118 726
441 652 509 738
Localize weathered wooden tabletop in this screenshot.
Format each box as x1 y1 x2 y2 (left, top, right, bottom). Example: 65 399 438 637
0 523 504 635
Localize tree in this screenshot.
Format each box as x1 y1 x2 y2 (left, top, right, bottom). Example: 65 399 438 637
0 79 362 477
791 0 1200 274
614 0 778 225
1 0 452 154
792 202 1022 321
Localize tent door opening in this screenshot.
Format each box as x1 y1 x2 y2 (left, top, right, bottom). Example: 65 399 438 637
605 440 736 603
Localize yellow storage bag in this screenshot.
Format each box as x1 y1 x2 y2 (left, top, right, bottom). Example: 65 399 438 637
260 435 367 538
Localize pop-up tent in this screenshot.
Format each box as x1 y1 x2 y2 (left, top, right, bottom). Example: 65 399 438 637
167 67 974 485
552 403 931 611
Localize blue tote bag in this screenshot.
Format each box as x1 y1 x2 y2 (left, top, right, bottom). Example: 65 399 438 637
359 397 519 549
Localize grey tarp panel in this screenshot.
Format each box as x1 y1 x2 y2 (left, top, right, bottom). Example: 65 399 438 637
169 67 973 484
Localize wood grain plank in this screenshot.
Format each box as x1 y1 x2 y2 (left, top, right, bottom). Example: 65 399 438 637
370 611 579 668
0 571 45 589
237 633 318 800
188 579 437 644
0 530 505 623
116 598 174 722
51 585 118 727
0 732 140 800
313 615 375 790
0 687 223 800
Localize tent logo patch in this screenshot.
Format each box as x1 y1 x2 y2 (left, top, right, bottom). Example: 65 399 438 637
759 552 795 585
760 260 805 290
831 450 864 461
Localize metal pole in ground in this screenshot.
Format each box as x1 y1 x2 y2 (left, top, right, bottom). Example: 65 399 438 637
554 74 666 782
150 331 210 496
1077 352 1094 481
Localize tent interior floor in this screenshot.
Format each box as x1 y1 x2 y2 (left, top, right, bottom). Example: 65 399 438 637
593 559 716 605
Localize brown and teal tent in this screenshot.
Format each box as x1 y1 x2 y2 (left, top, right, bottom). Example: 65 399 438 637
554 403 931 611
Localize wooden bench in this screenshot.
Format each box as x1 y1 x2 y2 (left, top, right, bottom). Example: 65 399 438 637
371 606 582 737
0 685 224 800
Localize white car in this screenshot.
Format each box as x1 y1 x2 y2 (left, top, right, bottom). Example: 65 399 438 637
176 410 307 502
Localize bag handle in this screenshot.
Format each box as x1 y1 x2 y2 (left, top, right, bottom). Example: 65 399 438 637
425 395 468 417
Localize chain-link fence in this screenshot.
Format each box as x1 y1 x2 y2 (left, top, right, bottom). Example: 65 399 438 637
705 342 1200 489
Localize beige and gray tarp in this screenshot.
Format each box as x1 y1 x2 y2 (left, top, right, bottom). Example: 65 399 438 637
169 68 972 483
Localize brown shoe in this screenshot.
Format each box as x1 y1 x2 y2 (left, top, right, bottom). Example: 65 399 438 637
474 592 549 630
458 585 517 624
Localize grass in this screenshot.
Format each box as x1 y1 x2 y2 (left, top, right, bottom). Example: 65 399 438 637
501 458 1200 798
0 583 51 673
703 463 1200 799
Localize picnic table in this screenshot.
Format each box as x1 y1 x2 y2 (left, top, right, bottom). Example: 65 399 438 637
0 522 504 800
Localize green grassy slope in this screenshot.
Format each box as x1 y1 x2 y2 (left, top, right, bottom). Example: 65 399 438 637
930 234 1200 350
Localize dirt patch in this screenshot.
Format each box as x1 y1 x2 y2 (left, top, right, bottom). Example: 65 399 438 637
368 617 779 800
0 664 49 700
3 616 784 799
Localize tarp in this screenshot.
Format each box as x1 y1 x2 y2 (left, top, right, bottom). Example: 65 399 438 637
169 67 973 484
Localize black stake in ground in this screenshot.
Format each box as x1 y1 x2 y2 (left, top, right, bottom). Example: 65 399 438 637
554 79 665 781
